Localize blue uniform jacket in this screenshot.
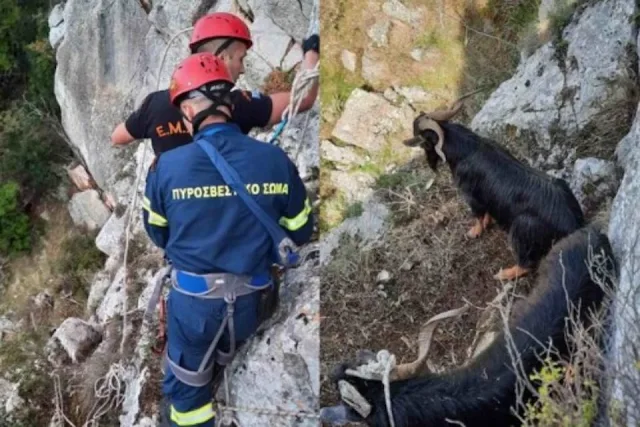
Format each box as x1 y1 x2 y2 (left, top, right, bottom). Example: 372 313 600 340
141 122 313 277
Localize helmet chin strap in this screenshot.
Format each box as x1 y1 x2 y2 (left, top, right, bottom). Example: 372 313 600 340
184 88 234 134
189 102 233 134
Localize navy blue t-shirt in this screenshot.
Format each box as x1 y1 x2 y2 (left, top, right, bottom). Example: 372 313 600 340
125 89 273 155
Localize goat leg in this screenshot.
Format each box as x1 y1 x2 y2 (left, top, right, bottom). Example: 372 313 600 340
466 217 484 239
466 220 483 239
493 265 530 281
482 213 493 230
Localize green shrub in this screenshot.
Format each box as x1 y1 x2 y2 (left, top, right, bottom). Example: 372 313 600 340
0 181 31 256
343 201 364 219
522 357 600 427
57 232 106 299
0 104 69 196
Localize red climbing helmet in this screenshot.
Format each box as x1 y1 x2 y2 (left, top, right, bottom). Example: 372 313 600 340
189 12 253 53
168 53 234 106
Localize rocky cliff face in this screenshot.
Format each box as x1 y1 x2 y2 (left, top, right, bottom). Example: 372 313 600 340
469 1 639 421
46 0 320 426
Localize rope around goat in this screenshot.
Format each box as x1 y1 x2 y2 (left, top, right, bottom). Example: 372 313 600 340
340 304 471 427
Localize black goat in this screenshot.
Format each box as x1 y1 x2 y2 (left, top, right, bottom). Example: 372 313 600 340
320 225 617 427
403 103 585 281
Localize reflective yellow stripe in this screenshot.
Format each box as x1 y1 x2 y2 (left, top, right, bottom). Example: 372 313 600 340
142 196 168 227
170 403 215 426
279 198 311 231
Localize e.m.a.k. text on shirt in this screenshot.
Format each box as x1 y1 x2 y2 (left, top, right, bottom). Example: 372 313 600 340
125 88 273 155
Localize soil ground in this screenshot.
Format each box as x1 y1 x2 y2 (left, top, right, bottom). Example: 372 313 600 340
320 160 534 411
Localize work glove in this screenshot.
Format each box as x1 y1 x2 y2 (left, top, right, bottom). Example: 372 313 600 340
302 34 319 55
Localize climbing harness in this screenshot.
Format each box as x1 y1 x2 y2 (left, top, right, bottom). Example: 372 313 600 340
164 269 272 388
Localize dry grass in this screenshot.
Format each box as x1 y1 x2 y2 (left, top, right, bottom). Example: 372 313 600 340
261 67 296 95
320 160 534 406
1 203 74 311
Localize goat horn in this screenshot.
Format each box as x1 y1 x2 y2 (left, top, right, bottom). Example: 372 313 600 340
416 117 447 164
390 304 471 381
424 87 485 122
424 101 463 122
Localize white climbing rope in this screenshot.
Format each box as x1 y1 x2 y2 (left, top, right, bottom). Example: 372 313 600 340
119 25 192 355
84 362 128 426
268 0 320 147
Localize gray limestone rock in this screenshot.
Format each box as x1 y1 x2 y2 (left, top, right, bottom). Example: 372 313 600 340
471 0 638 173
332 89 414 154
68 190 111 231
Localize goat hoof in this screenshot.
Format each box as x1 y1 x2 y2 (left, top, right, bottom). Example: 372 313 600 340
482 214 493 229
494 265 529 281
466 225 483 239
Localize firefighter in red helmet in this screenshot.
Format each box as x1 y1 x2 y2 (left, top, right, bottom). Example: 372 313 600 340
110 11 320 156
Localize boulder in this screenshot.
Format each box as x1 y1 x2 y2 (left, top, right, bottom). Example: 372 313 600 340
68 189 112 231
96 212 126 257
321 140 367 169
569 157 618 215
368 19 390 47
46 318 102 366
320 197 390 266
332 89 414 154
382 0 421 26
48 2 66 51
328 170 375 203
607 73 640 424
67 163 94 191
341 49 357 72
0 379 23 416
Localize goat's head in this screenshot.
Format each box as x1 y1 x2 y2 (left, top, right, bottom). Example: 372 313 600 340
320 305 469 425
403 101 463 171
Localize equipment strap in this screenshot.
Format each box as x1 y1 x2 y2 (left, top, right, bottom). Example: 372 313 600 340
164 292 237 388
194 127 300 268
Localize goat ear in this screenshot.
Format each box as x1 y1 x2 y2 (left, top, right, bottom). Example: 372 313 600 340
329 362 351 382
403 135 425 147
320 405 364 425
